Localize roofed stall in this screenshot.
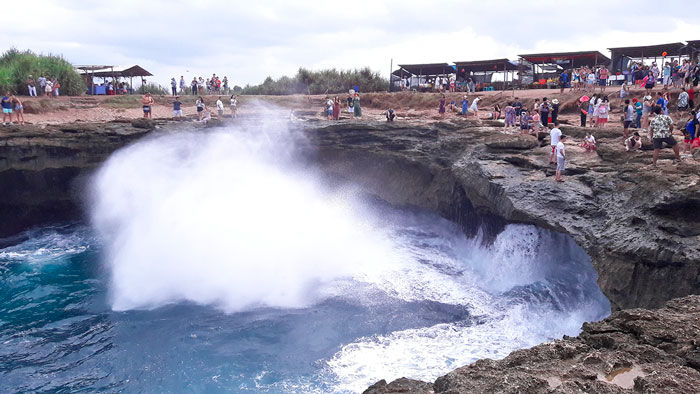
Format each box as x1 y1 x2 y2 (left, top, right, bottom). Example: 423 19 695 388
76 64 153 95
394 63 455 91
684 40 700 60
453 58 519 90
608 42 685 72
518 51 610 88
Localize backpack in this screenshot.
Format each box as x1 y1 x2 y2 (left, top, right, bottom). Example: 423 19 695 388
598 105 608 115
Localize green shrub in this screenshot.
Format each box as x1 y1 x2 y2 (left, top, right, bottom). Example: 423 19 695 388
135 83 169 95
242 67 389 95
0 48 85 95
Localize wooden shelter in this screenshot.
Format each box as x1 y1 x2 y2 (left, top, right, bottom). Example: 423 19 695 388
608 42 685 72
76 64 153 94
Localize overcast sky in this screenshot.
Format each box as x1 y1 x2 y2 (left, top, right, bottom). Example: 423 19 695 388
3 0 700 87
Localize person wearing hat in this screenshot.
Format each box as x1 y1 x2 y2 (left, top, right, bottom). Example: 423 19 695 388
579 95 589 127
551 98 561 124
540 97 550 128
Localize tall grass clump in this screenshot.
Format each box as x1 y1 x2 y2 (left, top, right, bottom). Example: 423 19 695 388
0 48 85 95
136 83 169 95
242 67 388 95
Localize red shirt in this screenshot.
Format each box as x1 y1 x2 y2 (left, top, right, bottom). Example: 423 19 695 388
689 88 695 101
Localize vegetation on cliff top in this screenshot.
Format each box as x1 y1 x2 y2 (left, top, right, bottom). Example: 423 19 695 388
0 49 86 96
241 67 389 95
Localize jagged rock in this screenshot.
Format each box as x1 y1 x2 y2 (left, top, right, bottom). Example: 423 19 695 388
363 378 433 394
131 118 156 129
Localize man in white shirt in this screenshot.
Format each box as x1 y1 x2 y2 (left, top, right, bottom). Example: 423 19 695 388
549 122 562 164
216 97 224 116
556 134 567 182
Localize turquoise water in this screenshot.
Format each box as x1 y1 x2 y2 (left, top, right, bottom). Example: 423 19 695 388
0 208 610 393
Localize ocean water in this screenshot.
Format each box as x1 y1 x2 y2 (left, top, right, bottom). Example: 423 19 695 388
0 126 610 393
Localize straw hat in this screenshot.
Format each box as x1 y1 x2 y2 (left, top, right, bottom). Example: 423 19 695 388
552 99 560 104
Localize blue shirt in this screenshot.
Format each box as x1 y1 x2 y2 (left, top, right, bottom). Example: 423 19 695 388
461 99 468 110
561 72 568 83
173 101 181 111
1 96 10 109
656 98 664 108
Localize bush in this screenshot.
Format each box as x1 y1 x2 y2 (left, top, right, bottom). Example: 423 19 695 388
135 83 169 95
242 67 389 95
0 48 85 95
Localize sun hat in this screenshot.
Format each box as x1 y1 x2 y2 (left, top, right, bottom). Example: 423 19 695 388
644 95 652 100
552 99 560 104
580 95 589 102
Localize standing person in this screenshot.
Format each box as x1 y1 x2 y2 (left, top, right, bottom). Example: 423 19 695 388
173 96 183 119
179 76 186 94
642 95 653 131
230 95 237 118
141 92 154 119
26 76 37 96
326 96 334 120
596 97 610 128
216 96 224 117
514 98 523 124
579 96 589 127
559 70 568 93
11 96 24 125
598 65 609 92
333 96 340 121
688 85 695 110
649 107 680 166
680 60 690 89
196 96 205 121
191 78 198 95
468 78 475 94
540 97 550 128
504 102 515 131
551 99 560 124
549 122 562 164
555 134 567 182
644 71 655 94
38 76 46 94
438 95 446 117
44 79 53 97
170 78 177 95
461 95 469 115
1 92 13 125
678 88 689 111
588 94 598 127
222 77 229 94
52 79 60 97
533 98 540 115
623 99 635 140
633 98 642 129
347 92 354 113
353 93 362 117
663 62 671 89
469 96 480 119
198 77 205 95
586 71 596 92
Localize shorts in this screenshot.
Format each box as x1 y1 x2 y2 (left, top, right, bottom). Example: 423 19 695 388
624 120 632 128
551 145 557 153
142 105 151 113
645 83 654 89
173 109 182 116
653 136 677 149
599 79 607 86
197 107 203 112
3 108 12 114
218 109 223 116
597 118 608 124
556 157 566 171
328 108 333 115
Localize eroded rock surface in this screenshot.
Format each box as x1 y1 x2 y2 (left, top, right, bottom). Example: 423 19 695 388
368 295 700 394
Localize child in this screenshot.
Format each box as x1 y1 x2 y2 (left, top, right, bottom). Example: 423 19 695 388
173 96 182 119
625 132 642 152
582 131 596 152
555 135 567 182
216 96 224 117
520 110 530 133
492 104 501 120
532 112 540 133
230 95 238 118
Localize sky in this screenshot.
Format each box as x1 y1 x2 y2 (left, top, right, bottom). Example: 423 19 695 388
2 0 700 88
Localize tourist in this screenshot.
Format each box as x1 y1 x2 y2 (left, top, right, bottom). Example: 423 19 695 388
504 102 515 131
680 60 690 90
555 134 567 182
333 97 340 121
559 70 568 94
618 83 628 106
623 99 635 140
386 108 395 122
582 131 596 152
551 99 560 124
683 111 699 154
38 76 46 94
520 110 531 133
598 65 608 92
171 78 177 96
468 78 475 94
461 95 469 116
230 95 238 118
572 69 580 91
579 95 589 127
326 96 334 120
533 98 540 115
596 97 610 128
44 79 53 97
688 86 695 110
191 78 198 95
532 112 540 133
26 76 36 97
223 77 229 94
438 94 446 117
347 92 354 113
173 96 182 119
626 132 642 152
649 107 680 166
655 92 666 115
540 97 550 128
589 94 599 127
179 76 186 94
492 103 501 120
52 79 60 97
1 92 13 125
514 98 523 122
644 71 655 95
642 95 653 131
11 96 24 125
549 122 562 164
586 70 596 91
678 88 689 111
216 96 224 117
141 92 154 119
353 93 362 117
469 96 480 119
633 98 642 129
196 96 205 121
663 62 671 89
202 108 212 125
198 77 205 95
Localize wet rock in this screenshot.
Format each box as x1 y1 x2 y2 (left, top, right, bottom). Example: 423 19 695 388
130 118 156 129
363 378 433 394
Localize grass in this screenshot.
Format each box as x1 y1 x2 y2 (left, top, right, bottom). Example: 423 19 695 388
241 67 389 95
0 48 85 95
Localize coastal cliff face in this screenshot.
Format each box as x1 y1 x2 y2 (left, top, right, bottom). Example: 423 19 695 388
303 120 700 312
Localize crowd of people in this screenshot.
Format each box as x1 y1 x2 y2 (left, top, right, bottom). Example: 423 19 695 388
26 76 61 97
323 90 362 120
170 74 231 96
140 93 240 122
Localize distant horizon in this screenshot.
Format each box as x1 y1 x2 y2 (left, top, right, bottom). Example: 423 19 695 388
2 0 699 88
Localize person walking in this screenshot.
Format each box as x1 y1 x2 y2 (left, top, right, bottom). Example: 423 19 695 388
549 122 562 164
649 107 680 166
